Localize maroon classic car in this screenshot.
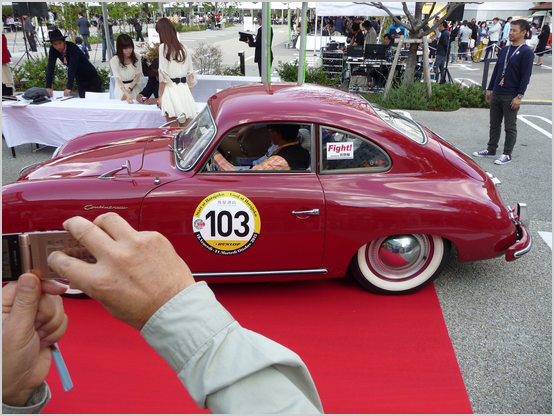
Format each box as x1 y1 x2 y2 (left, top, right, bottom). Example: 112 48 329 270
2 83 531 296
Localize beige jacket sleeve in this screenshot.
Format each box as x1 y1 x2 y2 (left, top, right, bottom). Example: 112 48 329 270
141 281 323 414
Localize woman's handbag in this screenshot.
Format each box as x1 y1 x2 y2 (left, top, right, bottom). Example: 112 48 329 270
469 38 476 48
482 37 489 45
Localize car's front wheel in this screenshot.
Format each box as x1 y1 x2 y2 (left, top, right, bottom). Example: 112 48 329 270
350 234 450 295
55 279 89 299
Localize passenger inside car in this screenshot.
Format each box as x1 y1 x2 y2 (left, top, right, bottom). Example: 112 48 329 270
212 123 311 171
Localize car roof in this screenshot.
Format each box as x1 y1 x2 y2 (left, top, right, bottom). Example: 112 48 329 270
207 83 385 135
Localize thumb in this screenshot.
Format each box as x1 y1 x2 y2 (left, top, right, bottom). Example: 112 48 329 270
10 274 41 330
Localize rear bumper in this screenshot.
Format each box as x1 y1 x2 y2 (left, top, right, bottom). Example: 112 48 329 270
505 202 532 261
505 223 532 261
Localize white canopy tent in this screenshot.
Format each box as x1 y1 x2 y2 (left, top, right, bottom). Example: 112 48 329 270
315 2 416 17
235 2 316 10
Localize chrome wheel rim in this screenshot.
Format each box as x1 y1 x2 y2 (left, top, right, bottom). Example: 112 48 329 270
365 234 434 282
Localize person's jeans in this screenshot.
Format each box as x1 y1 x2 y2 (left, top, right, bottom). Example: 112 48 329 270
484 41 497 60
449 41 457 62
487 93 519 156
459 42 468 60
101 36 115 60
433 54 447 83
82 34 92 50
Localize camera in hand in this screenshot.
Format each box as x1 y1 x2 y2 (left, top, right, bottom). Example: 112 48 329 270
2 231 96 282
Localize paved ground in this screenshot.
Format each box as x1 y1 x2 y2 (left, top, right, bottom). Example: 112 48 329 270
2 21 552 414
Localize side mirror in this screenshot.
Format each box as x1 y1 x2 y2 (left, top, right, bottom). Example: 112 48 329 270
98 160 132 180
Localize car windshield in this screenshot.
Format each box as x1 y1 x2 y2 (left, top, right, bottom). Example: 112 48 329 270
368 102 427 145
174 106 216 170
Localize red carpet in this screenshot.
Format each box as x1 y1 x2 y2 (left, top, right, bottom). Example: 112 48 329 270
43 277 472 414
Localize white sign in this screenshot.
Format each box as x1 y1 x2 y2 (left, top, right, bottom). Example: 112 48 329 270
327 143 354 160
148 28 160 47
244 16 253 32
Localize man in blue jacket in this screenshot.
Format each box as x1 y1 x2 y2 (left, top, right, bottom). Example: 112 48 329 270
45 29 102 98
473 20 534 165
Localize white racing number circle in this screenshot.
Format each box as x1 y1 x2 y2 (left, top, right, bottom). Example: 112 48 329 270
192 191 261 255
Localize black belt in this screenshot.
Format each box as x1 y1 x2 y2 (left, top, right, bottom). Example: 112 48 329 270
122 79 133 84
171 77 187 84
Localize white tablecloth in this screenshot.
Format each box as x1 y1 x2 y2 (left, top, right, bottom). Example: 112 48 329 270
2 98 204 148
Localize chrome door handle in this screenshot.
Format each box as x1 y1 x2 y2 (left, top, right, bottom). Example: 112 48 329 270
291 209 320 216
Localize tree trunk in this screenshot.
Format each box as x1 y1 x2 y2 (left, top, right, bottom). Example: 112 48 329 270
403 43 419 83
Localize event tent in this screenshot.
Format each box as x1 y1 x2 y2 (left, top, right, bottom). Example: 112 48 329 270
315 2 416 17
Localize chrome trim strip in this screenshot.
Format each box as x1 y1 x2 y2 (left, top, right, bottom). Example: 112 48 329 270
192 268 328 278
514 234 532 258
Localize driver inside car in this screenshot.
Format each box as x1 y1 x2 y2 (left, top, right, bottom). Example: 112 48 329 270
213 124 310 171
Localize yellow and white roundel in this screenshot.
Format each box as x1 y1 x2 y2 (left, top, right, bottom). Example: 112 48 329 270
192 191 261 255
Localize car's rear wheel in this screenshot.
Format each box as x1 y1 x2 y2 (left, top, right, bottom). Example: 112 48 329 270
55 279 89 299
350 234 450 295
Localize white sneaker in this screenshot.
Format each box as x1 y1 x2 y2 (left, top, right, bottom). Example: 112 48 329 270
494 154 512 165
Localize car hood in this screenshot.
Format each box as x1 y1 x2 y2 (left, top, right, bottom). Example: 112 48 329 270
20 130 177 181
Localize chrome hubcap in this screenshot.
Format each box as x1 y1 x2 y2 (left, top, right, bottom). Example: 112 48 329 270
367 234 432 281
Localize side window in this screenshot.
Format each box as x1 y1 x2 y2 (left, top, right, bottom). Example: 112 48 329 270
319 126 391 173
206 123 313 172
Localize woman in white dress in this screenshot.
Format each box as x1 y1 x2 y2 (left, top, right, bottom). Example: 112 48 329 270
110 34 143 104
155 18 197 127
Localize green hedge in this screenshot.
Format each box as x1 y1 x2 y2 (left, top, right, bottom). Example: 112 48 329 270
365 82 489 111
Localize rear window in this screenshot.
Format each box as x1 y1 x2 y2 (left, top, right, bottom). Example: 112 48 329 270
369 103 428 145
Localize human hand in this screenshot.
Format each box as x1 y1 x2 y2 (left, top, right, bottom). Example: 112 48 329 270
511 96 522 110
145 98 158 105
46 88 54 97
2 275 67 407
47 213 196 330
485 90 492 103
63 89 72 97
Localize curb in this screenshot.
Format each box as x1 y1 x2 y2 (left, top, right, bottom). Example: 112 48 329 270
522 100 552 105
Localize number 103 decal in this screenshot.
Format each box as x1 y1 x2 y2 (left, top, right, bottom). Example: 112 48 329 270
192 191 261 255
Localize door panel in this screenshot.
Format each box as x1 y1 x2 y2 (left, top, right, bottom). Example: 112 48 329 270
140 173 325 273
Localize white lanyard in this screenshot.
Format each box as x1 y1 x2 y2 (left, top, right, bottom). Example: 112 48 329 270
499 44 523 86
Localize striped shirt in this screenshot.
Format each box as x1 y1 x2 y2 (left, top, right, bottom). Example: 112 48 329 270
213 141 302 171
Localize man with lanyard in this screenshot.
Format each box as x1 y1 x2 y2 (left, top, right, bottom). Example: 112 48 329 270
213 124 310 171
45 29 102 98
386 17 408 44
473 19 533 165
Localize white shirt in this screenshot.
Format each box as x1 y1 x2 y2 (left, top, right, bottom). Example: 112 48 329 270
489 22 501 42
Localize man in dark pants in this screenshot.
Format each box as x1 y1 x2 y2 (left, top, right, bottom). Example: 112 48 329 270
23 15 37 52
473 20 534 165
45 29 102 98
433 22 450 84
76 12 92 51
134 14 144 42
245 12 273 77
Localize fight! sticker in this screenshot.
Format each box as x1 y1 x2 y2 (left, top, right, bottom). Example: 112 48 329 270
327 143 354 160
192 191 261 255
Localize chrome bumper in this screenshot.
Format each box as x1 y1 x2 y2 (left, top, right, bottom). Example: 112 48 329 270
505 203 532 261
